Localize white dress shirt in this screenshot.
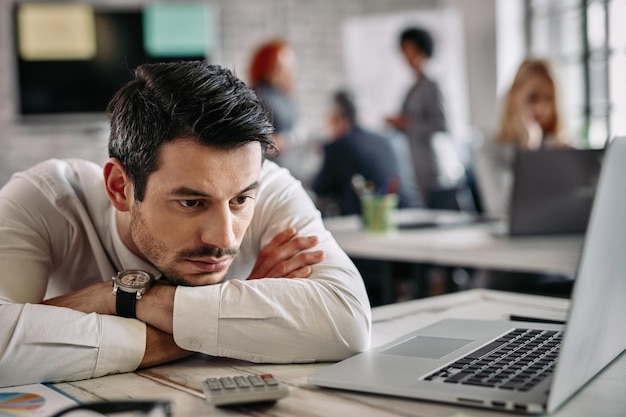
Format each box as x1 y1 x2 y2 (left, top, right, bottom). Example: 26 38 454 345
0 158 371 387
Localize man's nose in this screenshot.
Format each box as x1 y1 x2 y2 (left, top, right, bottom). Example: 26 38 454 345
199 204 237 250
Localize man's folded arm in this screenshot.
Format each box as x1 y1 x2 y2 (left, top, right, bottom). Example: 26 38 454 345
172 233 372 363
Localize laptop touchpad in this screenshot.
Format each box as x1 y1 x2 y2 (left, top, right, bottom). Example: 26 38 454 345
382 336 473 359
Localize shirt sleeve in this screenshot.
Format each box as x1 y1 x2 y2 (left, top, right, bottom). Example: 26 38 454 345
173 162 372 363
0 170 145 387
0 304 145 387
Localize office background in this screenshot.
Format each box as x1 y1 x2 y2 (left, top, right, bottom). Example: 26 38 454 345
0 0 497 186
0 0 623 186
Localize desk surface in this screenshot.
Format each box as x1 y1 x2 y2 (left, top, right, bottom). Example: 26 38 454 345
323 210 584 276
55 290 626 416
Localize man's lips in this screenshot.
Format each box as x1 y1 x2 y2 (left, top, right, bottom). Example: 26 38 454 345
187 258 231 273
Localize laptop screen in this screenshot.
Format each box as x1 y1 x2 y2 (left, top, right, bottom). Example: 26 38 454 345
547 138 626 412
508 148 603 236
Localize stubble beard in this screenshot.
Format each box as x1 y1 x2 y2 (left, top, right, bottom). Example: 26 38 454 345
129 204 239 286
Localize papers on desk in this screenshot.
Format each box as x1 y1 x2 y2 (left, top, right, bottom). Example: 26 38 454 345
0 383 77 416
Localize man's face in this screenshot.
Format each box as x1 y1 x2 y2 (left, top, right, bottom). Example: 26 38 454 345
130 138 262 286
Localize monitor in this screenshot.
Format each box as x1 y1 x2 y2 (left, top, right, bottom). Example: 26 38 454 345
11 2 215 123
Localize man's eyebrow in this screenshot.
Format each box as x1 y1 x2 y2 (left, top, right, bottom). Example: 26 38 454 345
168 187 208 197
240 181 260 194
168 182 259 197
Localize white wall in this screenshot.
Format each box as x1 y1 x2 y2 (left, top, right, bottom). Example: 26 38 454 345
441 0 498 135
342 8 470 142
496 0 526 97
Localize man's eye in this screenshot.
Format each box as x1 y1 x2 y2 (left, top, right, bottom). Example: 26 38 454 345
179 200 200 209
232 196 252 206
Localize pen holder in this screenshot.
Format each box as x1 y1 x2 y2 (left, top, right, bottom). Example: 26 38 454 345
360 193 398 233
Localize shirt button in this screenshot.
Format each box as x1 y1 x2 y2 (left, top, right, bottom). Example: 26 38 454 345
189 339 201 349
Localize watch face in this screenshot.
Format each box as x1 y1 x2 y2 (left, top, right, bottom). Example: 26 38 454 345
118 270 152 289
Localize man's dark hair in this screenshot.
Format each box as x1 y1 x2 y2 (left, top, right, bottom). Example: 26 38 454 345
333 89 358 126
400 27 434 58
107 60 276 201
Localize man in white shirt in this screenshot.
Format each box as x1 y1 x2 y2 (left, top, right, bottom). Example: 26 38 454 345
0 61 371 387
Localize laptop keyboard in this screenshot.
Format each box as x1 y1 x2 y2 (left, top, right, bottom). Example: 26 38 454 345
424 328 561 392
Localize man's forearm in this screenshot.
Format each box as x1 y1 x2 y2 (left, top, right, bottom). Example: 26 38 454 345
135 227 324 335
173 275 371 363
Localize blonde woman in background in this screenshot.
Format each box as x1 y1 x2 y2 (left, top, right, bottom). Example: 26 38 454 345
473 57 575 297
475 57 570 218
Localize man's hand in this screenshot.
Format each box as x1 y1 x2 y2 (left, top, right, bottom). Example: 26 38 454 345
42 281 115 315
247 227 325 280
140 325 192 368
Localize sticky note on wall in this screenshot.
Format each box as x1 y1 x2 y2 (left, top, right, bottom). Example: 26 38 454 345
143 3 213 57
17 3 96 61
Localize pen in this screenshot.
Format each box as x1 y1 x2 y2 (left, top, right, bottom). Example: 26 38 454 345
507 314 566 325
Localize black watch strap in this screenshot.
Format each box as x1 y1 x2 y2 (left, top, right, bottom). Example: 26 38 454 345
116 290 137 319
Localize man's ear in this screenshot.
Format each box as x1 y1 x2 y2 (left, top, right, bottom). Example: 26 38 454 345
103 158 133 212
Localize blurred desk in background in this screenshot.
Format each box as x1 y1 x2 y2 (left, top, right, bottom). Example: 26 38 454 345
324 210 584 303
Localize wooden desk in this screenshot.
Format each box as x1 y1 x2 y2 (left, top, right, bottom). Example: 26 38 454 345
54 290 626 416
323 210 584 277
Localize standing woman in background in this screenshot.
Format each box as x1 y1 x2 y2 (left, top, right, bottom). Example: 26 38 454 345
248 39 298 155
385 27 448 207
474 57 570 218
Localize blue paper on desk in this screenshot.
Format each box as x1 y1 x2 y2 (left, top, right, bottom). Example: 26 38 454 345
0 383 77 416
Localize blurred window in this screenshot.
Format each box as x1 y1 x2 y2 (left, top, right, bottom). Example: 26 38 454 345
526 0 625 147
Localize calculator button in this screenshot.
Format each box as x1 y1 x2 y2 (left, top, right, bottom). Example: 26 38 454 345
205 378 222 391
234 376 251 388
219 377 237 389
261 374 279 386
202 373 290 406
247 375 265 387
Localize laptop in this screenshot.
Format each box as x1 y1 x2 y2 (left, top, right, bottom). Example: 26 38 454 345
507 148 604 236
309 137 626 414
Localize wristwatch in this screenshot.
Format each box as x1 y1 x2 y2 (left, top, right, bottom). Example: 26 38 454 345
112 270 154 319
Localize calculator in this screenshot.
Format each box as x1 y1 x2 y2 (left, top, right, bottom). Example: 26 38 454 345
202 373 290 406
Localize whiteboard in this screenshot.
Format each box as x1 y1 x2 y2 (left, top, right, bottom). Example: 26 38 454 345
342 8 470 146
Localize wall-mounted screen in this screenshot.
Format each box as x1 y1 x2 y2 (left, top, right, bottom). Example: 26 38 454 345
12 2 216 121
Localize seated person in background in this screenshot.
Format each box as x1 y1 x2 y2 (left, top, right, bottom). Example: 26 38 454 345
0 61 371 388
313 89 422 216
472 57 573 296
385 27 448 207
474 57 570 218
